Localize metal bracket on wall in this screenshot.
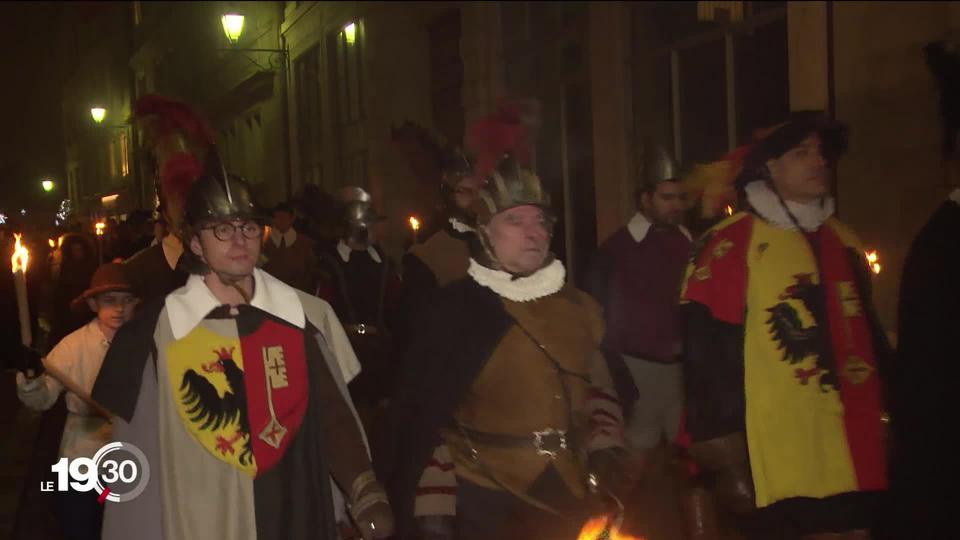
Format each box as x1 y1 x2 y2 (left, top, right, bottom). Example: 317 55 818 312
217 48 289 74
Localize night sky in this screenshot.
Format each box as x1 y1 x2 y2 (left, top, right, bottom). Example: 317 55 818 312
0 2 64 216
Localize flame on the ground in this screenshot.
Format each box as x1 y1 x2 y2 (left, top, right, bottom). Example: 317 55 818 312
864 249 881 275
11 233 29 273
576 515 644 540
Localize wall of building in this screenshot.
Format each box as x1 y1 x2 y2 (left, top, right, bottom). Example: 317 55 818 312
129 1 288 210
282 1 466 258
58 3 134 218
832 1 958 332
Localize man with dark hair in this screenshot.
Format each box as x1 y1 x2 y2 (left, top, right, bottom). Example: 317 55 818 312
390 146 481 539
262 201 318 293
681 112 890 539
586 142 700 534
588 142 690 454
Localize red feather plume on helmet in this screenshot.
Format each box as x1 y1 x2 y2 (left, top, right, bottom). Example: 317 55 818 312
132 94 216 214
465 98 540 179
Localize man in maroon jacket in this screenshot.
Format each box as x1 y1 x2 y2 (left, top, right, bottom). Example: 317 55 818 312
588 144 691 455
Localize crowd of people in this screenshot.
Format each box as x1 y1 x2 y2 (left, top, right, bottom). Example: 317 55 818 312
3 93 956 540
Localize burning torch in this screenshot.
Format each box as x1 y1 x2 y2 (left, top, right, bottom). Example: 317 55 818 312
11 234 31 348
408 216 421 244
95 221 106 264
10 234 43 376
865 249 881 275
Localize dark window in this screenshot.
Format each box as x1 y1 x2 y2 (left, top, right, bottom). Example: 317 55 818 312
294 45 322 186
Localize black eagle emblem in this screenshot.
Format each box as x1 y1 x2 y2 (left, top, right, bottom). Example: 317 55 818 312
180 346 253 465
765 274 839 391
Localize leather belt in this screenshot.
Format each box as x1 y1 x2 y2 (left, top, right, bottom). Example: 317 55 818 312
344 323 379 336
457 425 570 459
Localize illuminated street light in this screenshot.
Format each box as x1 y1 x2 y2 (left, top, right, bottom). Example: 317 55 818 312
221 13 245 44
41 179 55 192
90 107 106 124
343 22 357 45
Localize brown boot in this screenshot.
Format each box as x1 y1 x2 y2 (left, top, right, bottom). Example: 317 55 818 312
683 486 721 540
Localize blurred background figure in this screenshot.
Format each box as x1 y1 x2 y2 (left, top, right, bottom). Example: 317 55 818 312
152 218 167 246
317 187 400 436
261 201 318 293
47 233 98 346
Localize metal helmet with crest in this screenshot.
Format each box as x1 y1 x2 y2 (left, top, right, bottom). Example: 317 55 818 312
132 94 262 275
465 99 553 272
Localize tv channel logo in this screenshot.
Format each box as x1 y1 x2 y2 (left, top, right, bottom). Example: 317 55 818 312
41 442 150 503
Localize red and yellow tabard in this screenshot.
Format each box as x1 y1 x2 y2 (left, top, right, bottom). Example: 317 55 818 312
682 213 887 507
166 317 309 477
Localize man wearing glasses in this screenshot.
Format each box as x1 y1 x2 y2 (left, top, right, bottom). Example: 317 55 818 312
91 136 394 537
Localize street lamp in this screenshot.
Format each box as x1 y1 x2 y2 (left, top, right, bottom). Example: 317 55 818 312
90 107 107 124
221 13 244 45
41 179 54 192
344 22 357 45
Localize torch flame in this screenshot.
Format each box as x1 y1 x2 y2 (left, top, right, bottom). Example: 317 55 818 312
724 205 734 216
48 239 55 248
408 216 421 231
864 249 881 275
576 515 644 540
11 233 29 273
95 221 106 236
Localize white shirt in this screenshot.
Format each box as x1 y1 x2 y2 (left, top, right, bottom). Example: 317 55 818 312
626 212 692 243
336 239 382 264
165 267 362 383
17 320 112 460
269 227 297 248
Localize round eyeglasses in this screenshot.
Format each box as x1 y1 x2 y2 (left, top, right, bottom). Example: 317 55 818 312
201 221 263 242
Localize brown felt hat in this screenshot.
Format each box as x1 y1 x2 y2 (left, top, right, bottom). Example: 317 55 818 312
70 263 135 311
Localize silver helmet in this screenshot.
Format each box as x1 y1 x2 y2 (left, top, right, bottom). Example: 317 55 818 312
637 138 678 194
339 186 383 245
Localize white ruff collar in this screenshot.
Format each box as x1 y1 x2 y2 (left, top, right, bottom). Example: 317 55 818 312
949 188 960 206
449 218 475 234
166 267 305 340
745 181 835 232
467 258 566 302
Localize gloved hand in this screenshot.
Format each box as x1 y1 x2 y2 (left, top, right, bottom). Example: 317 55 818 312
16 371 46 396
354 499 394 540
588 447 632 499
350 476 395 540
13 343 44 375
